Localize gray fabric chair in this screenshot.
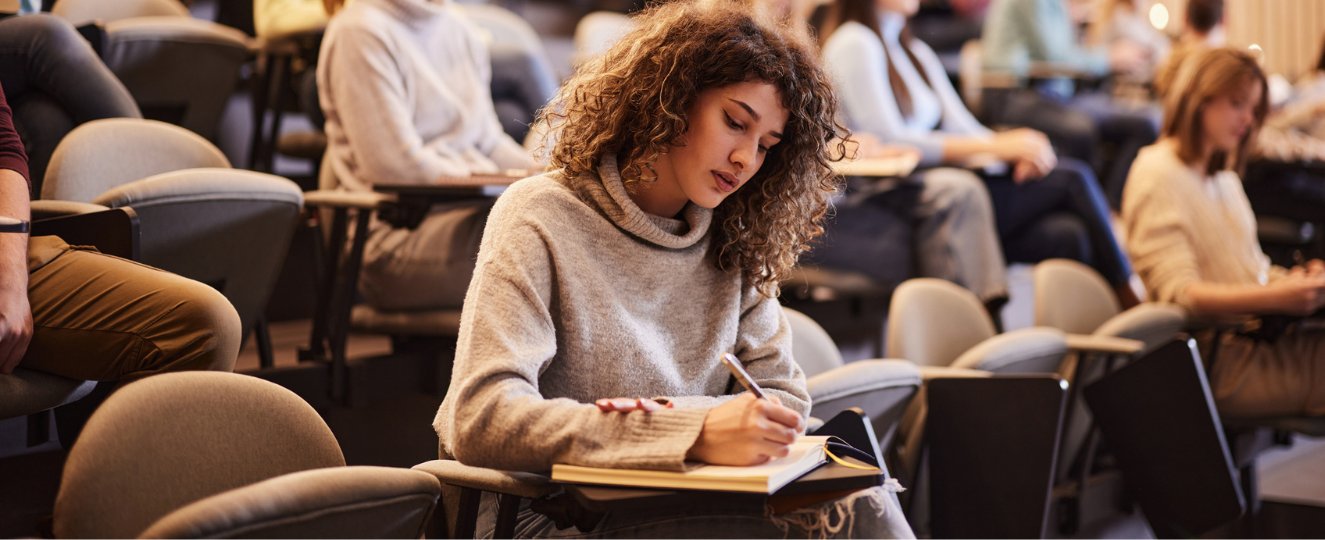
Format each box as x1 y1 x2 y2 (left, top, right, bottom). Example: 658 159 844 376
1032 258 1186 524
784 307 921 452
460 3 558 140
40 118 230 203
38 119 299 367
101 17 252 142
54 0 253 142
54 371 440 538
888 278 1069 374
52 0 189 26
0 369 96 423
93 168 303 348
1033 258 1186 352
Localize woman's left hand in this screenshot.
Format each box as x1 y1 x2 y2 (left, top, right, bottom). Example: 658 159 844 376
595 397 675 412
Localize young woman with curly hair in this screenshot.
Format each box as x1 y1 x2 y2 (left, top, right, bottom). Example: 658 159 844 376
432 1 914 537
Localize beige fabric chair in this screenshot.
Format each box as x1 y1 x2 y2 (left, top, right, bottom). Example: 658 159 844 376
54 371 440 539
41 118 230 203
39 119 299 366
1033 258 1186 352
93 168 303 344
888 278 1069 374
52 0 189 26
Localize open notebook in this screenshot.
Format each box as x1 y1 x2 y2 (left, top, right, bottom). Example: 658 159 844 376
551 436 831 494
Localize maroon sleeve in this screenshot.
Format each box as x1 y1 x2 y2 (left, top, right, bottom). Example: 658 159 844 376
0 84 30 191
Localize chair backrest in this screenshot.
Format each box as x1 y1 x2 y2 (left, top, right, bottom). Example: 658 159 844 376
42 118 230 203
55 372 346 539
93 168 304 337
137 466 440 539
53 0 188 25
103 17 252 141
572 11 633 66
783 307 845 378
887 278 997 367
1033 258 1121 335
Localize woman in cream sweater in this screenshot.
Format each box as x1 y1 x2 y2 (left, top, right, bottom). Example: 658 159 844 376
1123 47 1325 418
434 1 913 537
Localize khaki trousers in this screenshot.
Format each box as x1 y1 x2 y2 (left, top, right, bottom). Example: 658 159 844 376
20 236 241 382
1202 329 1325 418
359 202 492 311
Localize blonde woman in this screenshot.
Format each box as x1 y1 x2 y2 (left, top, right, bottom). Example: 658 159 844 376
1123 48 1325 418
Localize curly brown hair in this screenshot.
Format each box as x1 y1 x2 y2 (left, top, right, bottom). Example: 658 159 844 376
541 0 847 298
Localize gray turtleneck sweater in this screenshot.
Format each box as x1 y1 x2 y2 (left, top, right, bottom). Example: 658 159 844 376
433 156 811 473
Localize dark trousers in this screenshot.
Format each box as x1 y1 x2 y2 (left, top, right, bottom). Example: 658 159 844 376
983 87 1159 210
983 158 1133 286
0 14 141 195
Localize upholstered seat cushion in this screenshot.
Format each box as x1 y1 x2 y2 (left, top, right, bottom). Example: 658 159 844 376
0 367 96 420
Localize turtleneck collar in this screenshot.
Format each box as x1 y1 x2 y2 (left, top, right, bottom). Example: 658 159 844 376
565 154 712 250
367 0 450 28
878 10 906 42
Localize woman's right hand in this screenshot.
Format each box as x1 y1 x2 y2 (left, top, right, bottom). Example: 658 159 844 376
1268 260 1325 315
686 393 804 466
992 128 1056 182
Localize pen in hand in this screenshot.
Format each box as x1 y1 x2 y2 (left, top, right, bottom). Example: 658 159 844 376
720 353 765 399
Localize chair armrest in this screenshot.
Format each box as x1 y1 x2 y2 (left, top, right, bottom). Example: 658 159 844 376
1093 303 1187 352
1065 334 1144 356
29 200 111 221
807 416 825 433
139 466 440 540
916 365 992 379
32 207 140 260
303 189 394 209
411 460 555 500
951 327 1068 374
806 359 921 403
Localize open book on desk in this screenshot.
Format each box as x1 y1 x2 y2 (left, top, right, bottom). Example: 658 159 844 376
552 436 833 494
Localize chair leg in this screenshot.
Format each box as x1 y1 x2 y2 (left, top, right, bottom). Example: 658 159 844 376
455 487 482 539
494 493 523 539
255 315 275 369
1240 462 1261 538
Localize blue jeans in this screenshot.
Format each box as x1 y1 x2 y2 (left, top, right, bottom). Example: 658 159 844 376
0 13 141 194
503 486 915 539
983 158 1133 286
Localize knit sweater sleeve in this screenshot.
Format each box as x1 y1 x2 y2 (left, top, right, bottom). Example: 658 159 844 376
319 21 491 184
441 185 710 473
1122 155 1200 309
823 23 946 166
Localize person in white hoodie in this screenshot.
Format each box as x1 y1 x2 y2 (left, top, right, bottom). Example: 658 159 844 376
317 0 536 310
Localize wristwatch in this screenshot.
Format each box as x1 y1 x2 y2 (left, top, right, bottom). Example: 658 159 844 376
0 217 29 233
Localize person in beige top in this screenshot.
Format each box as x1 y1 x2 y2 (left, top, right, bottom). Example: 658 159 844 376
1123 48 1325 418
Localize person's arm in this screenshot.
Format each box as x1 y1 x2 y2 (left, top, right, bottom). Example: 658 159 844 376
1184 265 1325 316
319 22 496 185
0 86 32 374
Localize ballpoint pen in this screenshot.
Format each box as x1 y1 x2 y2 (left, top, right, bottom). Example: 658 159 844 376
720 353 766 399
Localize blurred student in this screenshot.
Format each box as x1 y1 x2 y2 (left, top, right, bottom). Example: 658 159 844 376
1123 48 1325 417
822 0 1138 307
434 1 914 537
981 0 1160 209
0 13 141 194
318 0 536 311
